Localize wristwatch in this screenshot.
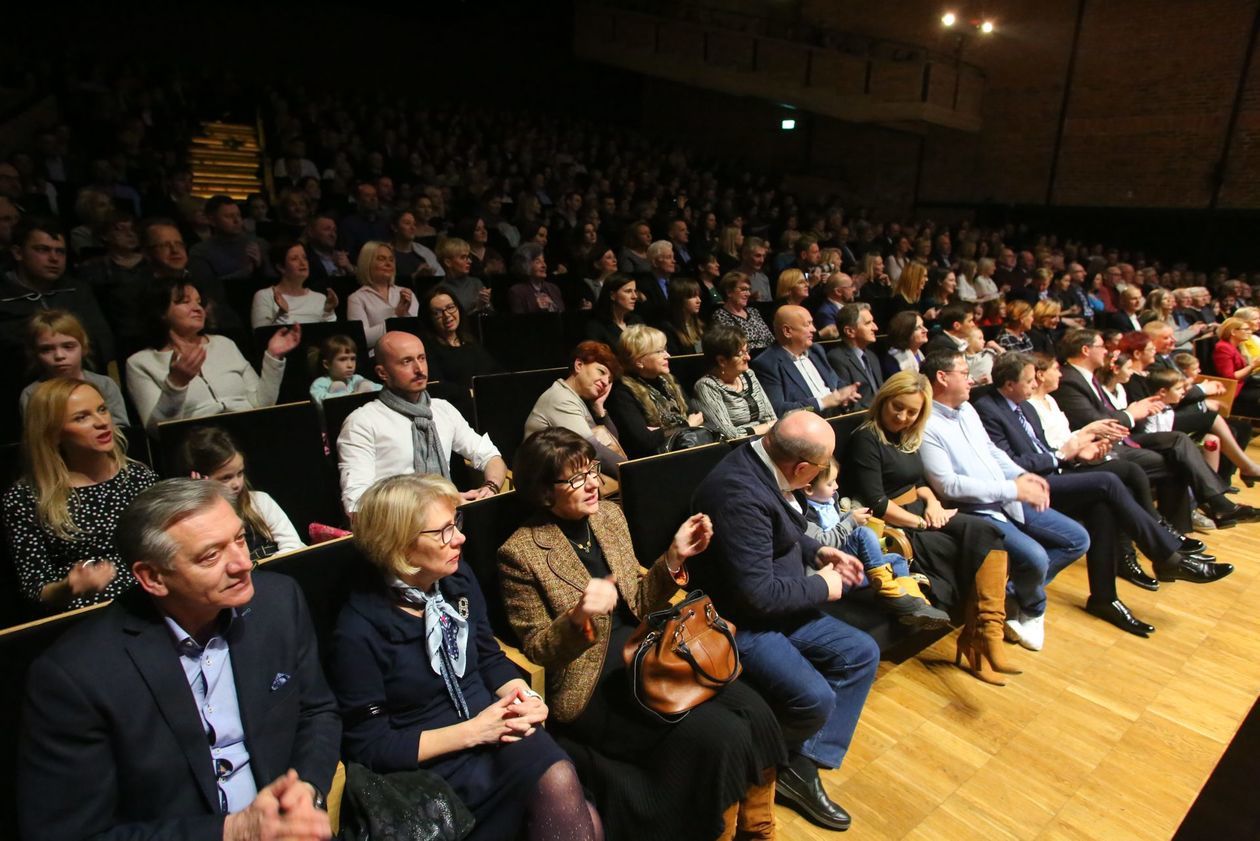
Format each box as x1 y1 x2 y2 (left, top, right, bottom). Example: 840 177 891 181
303 781 326 812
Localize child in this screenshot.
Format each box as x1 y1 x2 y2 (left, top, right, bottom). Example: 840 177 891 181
19 310 131 427
804 459 950 629
1143 367 1188 434
309 334 381 404
178 426 305 560
964 325 998 385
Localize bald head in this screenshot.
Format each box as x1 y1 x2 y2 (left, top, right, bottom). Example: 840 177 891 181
764 411 835 490
773 305 816 354
374 331 429 398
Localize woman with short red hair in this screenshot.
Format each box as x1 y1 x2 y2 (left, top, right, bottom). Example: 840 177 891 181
524 341 628 476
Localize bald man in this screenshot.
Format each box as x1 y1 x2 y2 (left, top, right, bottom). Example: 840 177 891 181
692 412 878 831
337 331 506 514
751 305 861 417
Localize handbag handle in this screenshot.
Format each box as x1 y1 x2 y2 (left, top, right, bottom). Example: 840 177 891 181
673 607 741 687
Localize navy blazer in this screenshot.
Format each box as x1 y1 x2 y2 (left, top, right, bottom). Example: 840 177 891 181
752 343 842 416
19 572 340 841
972 389 1059 475
691 442 828 629
826 343 884 410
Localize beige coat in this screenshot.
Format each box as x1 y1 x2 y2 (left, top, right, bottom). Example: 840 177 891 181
498 500 685 723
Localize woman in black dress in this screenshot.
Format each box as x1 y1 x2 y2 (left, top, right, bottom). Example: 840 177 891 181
584 274 644 349
840 371 1017 685
331 474 601 841
499 429 783 840
418 284 500 392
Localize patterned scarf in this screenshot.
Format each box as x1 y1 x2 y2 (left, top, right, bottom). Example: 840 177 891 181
391 577 471 719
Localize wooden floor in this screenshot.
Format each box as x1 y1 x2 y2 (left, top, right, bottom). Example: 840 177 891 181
779 472 1260 840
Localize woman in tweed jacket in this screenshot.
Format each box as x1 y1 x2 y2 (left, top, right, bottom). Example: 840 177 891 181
498 428 785 841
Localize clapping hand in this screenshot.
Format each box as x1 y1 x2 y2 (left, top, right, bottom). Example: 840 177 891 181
272 287 290 316
667 513 713 570
322 287 339 315
570 574 618 629
168 342 207 388
395 287 414 317
267 324 302 359
67 560 117 597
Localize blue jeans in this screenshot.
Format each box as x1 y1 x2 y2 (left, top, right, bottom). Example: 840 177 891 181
735 612 879 769
988 504 1091 617
841 526 909 578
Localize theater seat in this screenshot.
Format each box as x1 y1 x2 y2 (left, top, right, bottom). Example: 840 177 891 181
253 321 370 405
471 368 566 465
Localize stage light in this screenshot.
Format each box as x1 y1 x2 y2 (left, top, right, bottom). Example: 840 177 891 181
780 119 797 131
979 20 995 33
941 12 957 26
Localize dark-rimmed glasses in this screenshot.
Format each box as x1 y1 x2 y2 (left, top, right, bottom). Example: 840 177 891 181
418 510 464 546
554 462 601 490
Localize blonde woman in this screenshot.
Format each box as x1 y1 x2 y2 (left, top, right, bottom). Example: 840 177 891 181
1029 299 1063 356
775 268 809 307
346 240 418 345
888 261 927 319
330 474 600 841
2 379 157 611
605 324 705 457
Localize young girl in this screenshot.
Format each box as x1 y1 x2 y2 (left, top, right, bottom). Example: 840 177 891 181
308 334 381 404
20 310 131 427
178 427 305 560
804 459 950 629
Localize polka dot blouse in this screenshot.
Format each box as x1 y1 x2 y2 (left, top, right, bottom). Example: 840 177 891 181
2 461 158 611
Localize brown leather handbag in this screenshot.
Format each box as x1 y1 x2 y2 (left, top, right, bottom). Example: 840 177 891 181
622 590 742 722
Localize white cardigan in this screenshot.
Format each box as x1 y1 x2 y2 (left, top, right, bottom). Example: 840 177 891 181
347 285 419 346
249 286 337 328
252 490 305 554
125 335 285 433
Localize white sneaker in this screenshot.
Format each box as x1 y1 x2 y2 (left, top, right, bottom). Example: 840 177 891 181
1018 612 1045 651
1191 510 1217 532
1004 615 1025 644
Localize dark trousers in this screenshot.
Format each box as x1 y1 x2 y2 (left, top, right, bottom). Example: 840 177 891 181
1132 430 1228 510
1115 445 1194 532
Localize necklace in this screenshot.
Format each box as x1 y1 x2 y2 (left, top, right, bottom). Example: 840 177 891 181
565 522 593 553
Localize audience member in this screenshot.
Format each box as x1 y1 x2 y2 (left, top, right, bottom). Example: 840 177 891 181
826 303 883 410
339 182 391 259
525 340 628 476
606 324 707 457
813 271 856 339
573 241 617 311
436 236 493 315
1027 299 1063 355
753 305 859 417
304 214 355 283
618 221 652 275
710 271 774 350
881 310 928 377
389 210 444 281
584 273 643 349
664 277 705 355
309 333 380 404
775 268 810 308
19 310 129 426
888 262 928 320
346 240 416 346
996 300 1035 353
419 285 500 391
502 429 781 840
1213 317 1260 417
737 236 773 302
250 240 338 327
692 324 777 439
337 331 505 515
508 243 565 314
19 478 340 841
188 195 272 287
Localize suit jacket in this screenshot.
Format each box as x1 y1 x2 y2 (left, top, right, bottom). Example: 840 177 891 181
497 501 683 723
973 389 1059 475
690 441 828 630
826 342 884 410
752 343 842 416
632 271 671 327
1150 353 1206 403
19 572 340 841
1105 310 1145 333
1054 364 1133 431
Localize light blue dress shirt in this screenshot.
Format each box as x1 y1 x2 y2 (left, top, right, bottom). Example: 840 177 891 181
920 400 1025 523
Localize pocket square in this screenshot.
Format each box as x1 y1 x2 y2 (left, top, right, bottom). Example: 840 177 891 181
270 673 291 691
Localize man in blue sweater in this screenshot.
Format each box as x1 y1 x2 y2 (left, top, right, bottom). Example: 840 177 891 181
692 411 878 832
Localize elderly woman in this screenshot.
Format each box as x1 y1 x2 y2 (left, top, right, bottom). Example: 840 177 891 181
3 379 158 612
346 240 417 346
1214 317 1260 416
125 277 300 433
840 372 1012 684
508 243 565 314
880 310 928 377
499 429 782 841
331 474 601 841
584 274 644 349
525 341 628 476
250 240 339 328
996 300 1036 353
1028 299 1063 356
606 325 707 458
710 271 774 351
436 236 493 315
691 324 777 439
419 284 499 391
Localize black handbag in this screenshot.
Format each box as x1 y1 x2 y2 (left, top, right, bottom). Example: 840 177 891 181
339 762 475 841
658 426 723 453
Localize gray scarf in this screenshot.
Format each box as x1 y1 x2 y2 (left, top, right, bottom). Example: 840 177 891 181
378 388 449 478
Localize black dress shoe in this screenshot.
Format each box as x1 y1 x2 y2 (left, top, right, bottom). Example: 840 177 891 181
1086 598 1155 637
1118 551 1159 591
1188 551 1217 563
1153 554 1235 583
1160 518 1206 554
776 756 852 831
1212 504 1260 528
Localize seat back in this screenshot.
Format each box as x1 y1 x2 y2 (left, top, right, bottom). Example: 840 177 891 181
479 312 567 371
458 491 528 645
471 368 566 465
1197 374 1237 418
261 539 367 667
828 410 868 464
383 316 427 340
157 402 344 532
323 391 379 457
668 353 708 394
619 442 732 561
253 321 371 405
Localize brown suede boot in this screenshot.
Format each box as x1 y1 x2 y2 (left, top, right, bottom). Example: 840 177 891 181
868 564 952 629
955 550 1022 684
735 771 777 840
716 799 740 841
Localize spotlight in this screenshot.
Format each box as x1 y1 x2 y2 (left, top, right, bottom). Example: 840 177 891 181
941 11 957 26
780 119 797 131
979 20 995 33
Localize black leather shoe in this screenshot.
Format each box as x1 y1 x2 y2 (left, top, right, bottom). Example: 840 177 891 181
1212 504 1260 528
1153 554 1235 583
1188 551 1217 563
776 757 852 831
1160 518 1206 554
1086 598 1155 637
1118 551 1159 591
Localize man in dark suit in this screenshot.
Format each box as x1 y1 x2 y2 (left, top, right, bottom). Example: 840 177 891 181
923 303 973 358
753 305 861 417
692 411 878 832
633 239 674 327
20 479 339 841
1054 327 1260 532
667 218 695 276
826 303 884 410
975 353 1232 634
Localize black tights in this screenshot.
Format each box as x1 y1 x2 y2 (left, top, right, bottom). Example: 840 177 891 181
525 760 603 841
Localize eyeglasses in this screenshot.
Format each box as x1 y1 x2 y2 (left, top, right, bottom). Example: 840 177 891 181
431 304 458 317
554 461 601 490
417 510 464 546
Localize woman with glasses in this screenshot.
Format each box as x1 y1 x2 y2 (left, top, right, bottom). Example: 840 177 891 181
419 285 499 392
710 271 774 351
331 473 602 841
499 428 783 841
691 324 777 439
605 324 708 458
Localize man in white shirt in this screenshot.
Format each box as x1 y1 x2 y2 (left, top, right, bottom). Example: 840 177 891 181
918 350 1091 651
338 332 507 515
